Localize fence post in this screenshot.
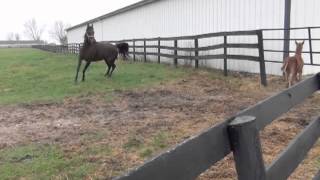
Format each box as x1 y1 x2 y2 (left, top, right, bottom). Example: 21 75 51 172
308 27 313 65
78 44 81 55
195 38 199 68
133 40 136 61
257 30 267 86
174 39 178 68
228 116 266 180
224 35 228 76
158 37 161 64
144 39 147 62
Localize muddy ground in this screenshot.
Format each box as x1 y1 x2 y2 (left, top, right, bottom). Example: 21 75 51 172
0 70 319 179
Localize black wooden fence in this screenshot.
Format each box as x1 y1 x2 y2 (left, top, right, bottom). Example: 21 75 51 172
114 73 320 180
109 30 267 86
33 29 268 86
262 26 320 66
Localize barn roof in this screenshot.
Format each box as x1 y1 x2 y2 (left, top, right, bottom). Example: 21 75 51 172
66 0 161 31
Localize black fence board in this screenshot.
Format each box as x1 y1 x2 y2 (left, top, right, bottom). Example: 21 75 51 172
313 170 320 180
266 117 320 180
115 121 231 180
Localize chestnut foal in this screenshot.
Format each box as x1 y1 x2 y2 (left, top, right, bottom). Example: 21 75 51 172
281 41 305 87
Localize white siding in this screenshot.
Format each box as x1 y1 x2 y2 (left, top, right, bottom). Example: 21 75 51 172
67 0 320 75
290 0 320 74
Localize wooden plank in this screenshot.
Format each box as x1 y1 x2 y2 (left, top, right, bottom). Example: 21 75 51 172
115 121 232 180
226 55 259 61
266 117 320 180
237 73 320 130
158 38 160 63
174 40 178 68
308 27 314 65
195 38 199 68
226 43 259 49
313 170 320 180
257 30 267 86
145 43 258 51
228 116 266 180
144 39 147 62
224 36 228 76
264 49 320 54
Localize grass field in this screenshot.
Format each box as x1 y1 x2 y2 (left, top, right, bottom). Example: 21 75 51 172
0 48 187 104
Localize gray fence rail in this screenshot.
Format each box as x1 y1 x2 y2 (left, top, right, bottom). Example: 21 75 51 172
114 73 320 180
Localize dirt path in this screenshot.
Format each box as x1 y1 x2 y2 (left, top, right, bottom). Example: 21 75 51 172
0 70 319 179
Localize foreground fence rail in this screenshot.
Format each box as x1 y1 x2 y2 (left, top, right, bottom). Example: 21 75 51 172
114 73 320 180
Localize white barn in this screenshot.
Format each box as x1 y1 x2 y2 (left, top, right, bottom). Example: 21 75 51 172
66 0 320 75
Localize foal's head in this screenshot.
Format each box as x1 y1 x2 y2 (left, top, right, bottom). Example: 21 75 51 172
295 40 304 55
84 24 96 45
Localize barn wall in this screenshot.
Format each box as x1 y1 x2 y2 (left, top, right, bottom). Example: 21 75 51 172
67 0 320 75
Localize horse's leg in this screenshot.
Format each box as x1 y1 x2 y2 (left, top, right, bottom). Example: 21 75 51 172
82 61 91 82
104 60 111 77
105 64 111 77
109 64 116 77
75 58 82 83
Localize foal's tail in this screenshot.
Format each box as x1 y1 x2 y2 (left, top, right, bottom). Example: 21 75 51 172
281 58 289 71
116 42 129 60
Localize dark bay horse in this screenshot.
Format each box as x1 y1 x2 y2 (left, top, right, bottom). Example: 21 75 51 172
75 24 118 82
116 42 129 60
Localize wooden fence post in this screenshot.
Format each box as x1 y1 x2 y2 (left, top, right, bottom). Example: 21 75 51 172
224 35 228 76
308 27 313 65
174 39 178 68
133 40 136 62
144 39 147 62
195 38 199 68
228 116 266 180
158 37 161 64
257 30 267 86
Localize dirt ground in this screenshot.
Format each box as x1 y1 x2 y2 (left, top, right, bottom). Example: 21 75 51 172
0 70 319 179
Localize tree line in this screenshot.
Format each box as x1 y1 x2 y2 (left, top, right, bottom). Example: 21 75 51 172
7 18 70 45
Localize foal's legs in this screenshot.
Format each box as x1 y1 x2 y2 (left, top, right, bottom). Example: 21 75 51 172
82 61 91 82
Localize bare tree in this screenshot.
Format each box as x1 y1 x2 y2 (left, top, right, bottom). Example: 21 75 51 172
6 33 14 41
24 18 44 41
50 21 70 45
15 33 20 41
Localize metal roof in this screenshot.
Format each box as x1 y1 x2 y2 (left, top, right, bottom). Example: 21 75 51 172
66 0 161 31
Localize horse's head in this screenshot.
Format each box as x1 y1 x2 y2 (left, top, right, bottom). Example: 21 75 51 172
84 24 96 45
295 40 305 55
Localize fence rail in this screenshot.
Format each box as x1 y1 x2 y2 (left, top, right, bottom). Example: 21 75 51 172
115 73 320 180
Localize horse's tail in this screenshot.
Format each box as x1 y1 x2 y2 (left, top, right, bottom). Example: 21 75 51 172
116 42 129 60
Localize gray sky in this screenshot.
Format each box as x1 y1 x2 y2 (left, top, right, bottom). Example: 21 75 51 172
0 0 141 43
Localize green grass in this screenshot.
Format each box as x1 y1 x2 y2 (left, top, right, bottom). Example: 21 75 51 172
123 131 170 159
0 48 187 104
0 144 96 180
